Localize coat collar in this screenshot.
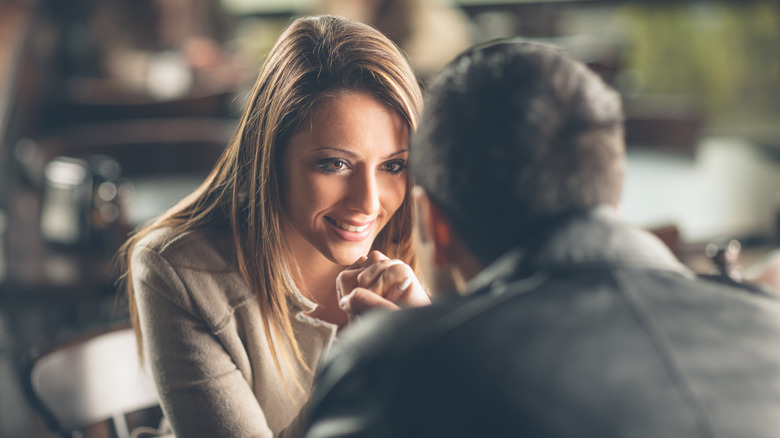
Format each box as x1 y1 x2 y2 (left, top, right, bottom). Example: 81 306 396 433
467 207 694 295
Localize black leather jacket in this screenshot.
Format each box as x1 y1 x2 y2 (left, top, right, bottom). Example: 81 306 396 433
305 208 780 437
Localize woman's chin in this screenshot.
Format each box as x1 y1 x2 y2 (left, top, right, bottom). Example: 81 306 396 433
326 246 373 267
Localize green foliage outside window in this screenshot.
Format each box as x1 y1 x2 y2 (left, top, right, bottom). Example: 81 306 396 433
619 2 780 128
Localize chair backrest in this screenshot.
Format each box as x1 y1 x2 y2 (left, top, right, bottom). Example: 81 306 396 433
27 326 160 438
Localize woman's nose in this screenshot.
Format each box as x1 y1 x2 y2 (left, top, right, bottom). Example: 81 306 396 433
346 169 380 215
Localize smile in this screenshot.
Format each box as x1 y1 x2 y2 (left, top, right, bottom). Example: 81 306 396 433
326 217 370 233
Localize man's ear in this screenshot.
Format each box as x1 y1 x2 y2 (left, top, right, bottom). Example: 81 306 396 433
429 203 455 267
414 187 453 267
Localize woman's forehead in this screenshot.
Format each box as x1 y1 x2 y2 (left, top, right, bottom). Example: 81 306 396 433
286 91 409 157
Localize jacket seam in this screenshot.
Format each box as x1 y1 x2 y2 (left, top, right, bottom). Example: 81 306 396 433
135 246 202 320
149 227 219 254
611 269 715 438
212 296 251 334
137 244 238 334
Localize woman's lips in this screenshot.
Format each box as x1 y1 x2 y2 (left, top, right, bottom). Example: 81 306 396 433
326 217 374 241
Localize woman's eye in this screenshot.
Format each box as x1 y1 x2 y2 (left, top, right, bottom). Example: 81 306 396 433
316 159 348 173
382 160 406 175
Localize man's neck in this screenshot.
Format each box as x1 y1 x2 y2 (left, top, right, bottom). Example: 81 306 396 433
447 233 485 295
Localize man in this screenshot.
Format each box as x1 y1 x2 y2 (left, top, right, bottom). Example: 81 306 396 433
304 41 780 437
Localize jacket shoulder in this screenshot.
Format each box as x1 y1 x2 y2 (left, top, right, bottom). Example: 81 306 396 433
131 226 253 330
133 226 235 270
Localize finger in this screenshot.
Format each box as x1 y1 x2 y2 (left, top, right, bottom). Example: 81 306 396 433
337 255 371 298
369 263 430 307
339 288 400 315
357 259 403 289
378 263 415 301
357 251 391 284
337 269 361 300
385 276 414 303
391 279 431 308
365 250 390 265
336 272 347 300
345 255 368 270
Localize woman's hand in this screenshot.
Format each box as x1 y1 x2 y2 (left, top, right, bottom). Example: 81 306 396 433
337 251 431 318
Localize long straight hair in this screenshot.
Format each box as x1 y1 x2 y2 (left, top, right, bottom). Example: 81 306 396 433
117 15 423 386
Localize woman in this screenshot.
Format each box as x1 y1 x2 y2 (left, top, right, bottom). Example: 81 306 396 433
118 15 426 437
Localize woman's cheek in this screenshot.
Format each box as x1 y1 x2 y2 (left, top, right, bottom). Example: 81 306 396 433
386 178 408 217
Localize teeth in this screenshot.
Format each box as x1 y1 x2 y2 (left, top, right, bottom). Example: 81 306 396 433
335 220 369 232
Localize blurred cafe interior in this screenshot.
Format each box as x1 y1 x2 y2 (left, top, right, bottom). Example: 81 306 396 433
1 0 779 436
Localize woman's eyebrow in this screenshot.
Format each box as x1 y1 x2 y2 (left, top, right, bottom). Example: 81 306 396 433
311 147 409 159
312 147 359 158
384 150 409 159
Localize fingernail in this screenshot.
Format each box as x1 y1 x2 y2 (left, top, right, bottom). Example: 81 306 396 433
339 295 350 309
399 277 412 291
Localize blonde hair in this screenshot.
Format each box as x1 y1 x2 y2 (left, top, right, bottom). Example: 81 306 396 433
117 15 423 386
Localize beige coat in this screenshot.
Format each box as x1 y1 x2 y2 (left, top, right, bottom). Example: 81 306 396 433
131 227 338 437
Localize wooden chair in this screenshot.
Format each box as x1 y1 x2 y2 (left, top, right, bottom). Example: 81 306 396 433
24 325 163 438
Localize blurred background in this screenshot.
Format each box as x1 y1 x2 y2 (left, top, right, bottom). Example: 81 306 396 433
1 0 779 436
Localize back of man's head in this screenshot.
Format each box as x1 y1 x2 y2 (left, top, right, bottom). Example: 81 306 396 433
412 41 625 264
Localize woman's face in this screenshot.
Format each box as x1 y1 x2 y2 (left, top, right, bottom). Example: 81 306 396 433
282 91 409 267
